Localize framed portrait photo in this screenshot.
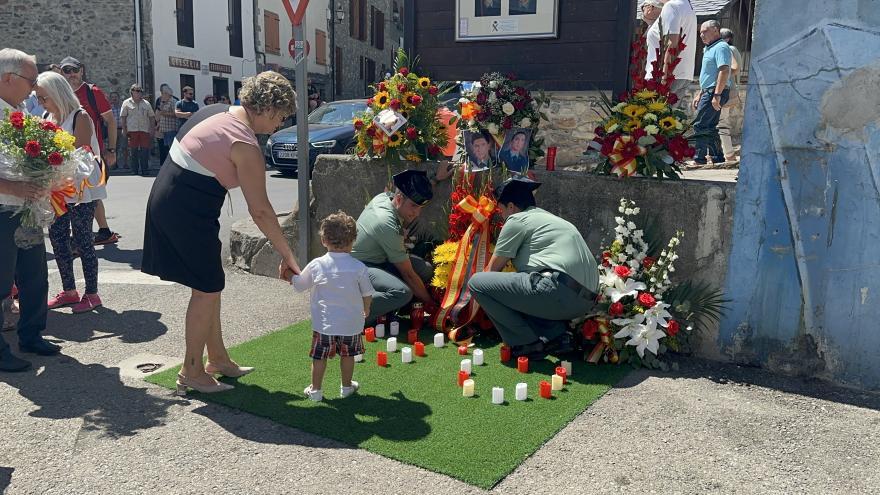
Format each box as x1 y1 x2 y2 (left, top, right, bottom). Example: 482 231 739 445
499 128 532 174
456 0 559 42
463 129 497 172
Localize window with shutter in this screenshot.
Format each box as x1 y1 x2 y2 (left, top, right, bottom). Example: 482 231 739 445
375 10 384 50
315 30 327 65
264 11 280 55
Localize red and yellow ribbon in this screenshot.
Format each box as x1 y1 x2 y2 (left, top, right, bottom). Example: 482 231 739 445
435 194 497 344
50 184 77 217
608 136 645 177
586 318 620 364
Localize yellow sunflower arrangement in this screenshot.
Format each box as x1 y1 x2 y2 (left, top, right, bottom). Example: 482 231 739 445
634 89 658 100
659 116 680 130
647 100 668 113
622 104 648 119
431 241 459 288
352 48 447 161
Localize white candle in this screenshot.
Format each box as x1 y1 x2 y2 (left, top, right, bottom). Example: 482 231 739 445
492 387 504 405
433 332 445 347
401 347 412 363
354 354 363 363
462 379 475 397
460 359 472 374
552 374 563 391
389 321 400 336
386 337 397 353
375 323 385 338
561 360 573 376
472 349 484 366
515 382 527 401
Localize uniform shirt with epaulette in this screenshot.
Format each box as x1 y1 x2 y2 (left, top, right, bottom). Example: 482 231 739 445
351 193 408 265
493 207 599 292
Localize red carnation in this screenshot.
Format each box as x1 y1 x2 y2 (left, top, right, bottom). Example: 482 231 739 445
638 292 656 308
594 126 606 137
609 302 625 316
428 86 438 96
24 140 41 158
600 137 615 156
397 83 408 93
642 256 656 269
410 94 422 106
405 126 418 140
366 98 374 106
618 91 630 102
502 117 513 129
666 320 680 336
514 86 527 97
476 92 488 105
427 144 441 156
389 99 401 110
47 151 63 166
667 93 679 105
40 121 58 132
366 126 377 137
631 128 647 140
614 265 631 278
601 251 612 267
378 82 387 92
654 134 666 145
513 100 526 111
353 119 364 130
9 111 25 129
398 67 409 76
581 319 599 340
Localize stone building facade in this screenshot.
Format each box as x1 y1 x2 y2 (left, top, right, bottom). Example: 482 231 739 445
334 0 406 99
0 0 140 99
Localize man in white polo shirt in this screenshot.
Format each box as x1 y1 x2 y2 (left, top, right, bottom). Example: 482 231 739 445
657 0 698 99
0 48 59 372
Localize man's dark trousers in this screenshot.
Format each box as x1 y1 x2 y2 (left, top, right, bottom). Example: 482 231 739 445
693 87 730 164
0 212 48 351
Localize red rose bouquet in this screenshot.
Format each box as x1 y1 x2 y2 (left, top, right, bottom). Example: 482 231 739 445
0 109 101 228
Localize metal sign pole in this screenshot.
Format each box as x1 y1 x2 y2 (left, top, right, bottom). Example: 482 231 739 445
293 20 310 264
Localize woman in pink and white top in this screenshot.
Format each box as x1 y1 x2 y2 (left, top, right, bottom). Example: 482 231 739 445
142 71 300 395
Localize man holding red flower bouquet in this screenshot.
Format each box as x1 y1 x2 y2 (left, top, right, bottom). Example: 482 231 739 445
0 48 57 372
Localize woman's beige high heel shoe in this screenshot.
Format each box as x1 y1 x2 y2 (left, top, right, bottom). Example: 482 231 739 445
175 373 235 396
205 362 255 378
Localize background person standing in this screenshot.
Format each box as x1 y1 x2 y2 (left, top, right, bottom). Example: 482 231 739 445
58 56 119 245
154 83 179 166
174 86 199 128
121 84 156 176
690 20 731 166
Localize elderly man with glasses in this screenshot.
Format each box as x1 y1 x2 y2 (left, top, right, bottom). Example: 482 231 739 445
121 84 156 176
0 48 59 371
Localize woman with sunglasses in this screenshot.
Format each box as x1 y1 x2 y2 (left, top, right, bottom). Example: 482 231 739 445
36 71 107 314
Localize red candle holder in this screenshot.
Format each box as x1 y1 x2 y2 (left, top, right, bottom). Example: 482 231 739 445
364 327 376 342
500 345 512 362
377 351 388 367
458 370 470 387
458 345 468 355
414 341 426 357
410 302 424 332
517 356 529 373
540 380 552 399
407 329 418 345
546 146 557 171
555 366 568 384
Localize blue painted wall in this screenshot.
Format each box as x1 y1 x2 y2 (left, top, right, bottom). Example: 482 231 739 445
720 1 880 389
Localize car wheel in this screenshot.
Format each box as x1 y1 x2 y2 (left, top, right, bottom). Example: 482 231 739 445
278 169 297 177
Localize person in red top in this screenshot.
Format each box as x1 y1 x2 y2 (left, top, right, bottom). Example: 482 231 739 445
59 56 120 245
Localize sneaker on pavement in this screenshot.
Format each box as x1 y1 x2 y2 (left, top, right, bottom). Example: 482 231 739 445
71 293 102 314
93 230 120 245
340 381 360 398
48 290 80 309
304 385 323 402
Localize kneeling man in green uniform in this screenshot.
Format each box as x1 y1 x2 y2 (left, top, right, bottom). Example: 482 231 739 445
352 170 437 323
468 177 599 359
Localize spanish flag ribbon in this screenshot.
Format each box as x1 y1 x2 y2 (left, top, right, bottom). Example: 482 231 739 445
586 318 619 364
50 184 77 217
435 194 497 344
608 136 645 177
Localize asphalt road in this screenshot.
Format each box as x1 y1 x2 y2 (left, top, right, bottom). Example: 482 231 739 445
51 165 299 270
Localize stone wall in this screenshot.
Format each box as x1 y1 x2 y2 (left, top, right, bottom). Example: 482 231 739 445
335 0 405 99
0 0 139 98
538 85 747 169
231 154 736 359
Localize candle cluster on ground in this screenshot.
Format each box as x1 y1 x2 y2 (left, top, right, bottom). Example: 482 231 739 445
363 316 576 404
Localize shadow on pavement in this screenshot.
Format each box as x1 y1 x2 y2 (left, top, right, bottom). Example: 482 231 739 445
94 243 143 270
47 306 167 344
0 466 11 493
191 383 431 449
0 355 181 439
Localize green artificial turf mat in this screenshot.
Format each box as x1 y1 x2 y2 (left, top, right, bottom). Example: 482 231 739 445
147 321 628 488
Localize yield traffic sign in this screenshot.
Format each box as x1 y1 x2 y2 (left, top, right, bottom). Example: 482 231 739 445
281 0 309 26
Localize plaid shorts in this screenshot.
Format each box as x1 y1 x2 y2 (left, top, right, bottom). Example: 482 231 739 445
309 331 365 360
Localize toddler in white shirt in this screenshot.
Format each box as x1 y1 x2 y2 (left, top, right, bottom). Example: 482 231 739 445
292 211 374 401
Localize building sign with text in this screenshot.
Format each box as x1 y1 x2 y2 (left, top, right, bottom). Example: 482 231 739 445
168 56 201 71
